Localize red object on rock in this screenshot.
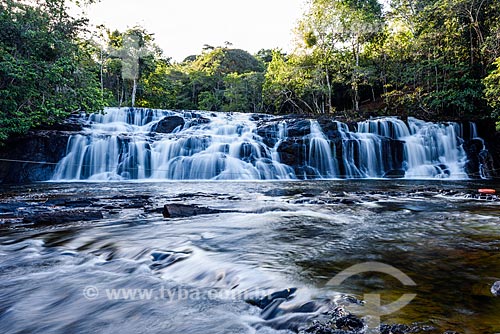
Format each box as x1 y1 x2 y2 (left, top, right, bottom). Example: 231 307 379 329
478 189 496 194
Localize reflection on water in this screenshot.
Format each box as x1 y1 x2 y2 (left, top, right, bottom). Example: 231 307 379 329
0 180 499 334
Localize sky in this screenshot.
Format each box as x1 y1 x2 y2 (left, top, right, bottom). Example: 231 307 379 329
78 0 307 61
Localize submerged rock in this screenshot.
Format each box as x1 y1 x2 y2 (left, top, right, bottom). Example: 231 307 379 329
162 203 224 218
383 169 406 179
491 281 500 296
299 306 435 334
22 210 103 226
150 250 192 270
246 288 297 309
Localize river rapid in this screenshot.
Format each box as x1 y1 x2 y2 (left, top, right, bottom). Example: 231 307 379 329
0 180 499 334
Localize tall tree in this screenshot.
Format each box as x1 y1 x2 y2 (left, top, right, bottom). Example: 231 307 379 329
297 0 383 112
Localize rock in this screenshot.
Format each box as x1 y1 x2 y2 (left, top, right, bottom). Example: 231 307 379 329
150 250 192 270
22 210 103 226
250 114 274 122
162 203 224 218
246 288 297 309
491 281 500 296
286 119 311 137
153 116 185 133
256 122 281 147
435 164 451 177
0 131 72 183
277 138 307 169
384 169 406 178
478 149 495 179
184 112 211 127
335 313 364 332
299 306 364 334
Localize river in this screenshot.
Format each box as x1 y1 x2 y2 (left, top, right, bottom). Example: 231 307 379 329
0 180 499 334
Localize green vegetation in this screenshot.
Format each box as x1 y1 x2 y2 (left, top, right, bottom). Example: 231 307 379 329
1 0 500 142
0 0 104 141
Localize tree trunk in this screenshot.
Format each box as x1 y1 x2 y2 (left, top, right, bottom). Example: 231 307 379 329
354 38 360 112
325 66 332 113
131 78 137 107
100 48 104 97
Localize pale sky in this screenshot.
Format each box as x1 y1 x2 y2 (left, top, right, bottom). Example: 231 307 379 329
78 0 307 61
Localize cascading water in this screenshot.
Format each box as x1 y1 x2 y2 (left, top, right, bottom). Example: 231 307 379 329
358 117 469 179
307 121 339 178
52 108 477 181
53 108 295 181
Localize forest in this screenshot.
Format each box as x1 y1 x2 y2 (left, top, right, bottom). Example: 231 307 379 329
1 0 500 142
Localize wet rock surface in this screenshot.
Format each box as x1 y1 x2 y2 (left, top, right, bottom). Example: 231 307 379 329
288 187 500 206
2 184 498 229
162 203 226 218
297 306 436 334
0 131 72 183
0 192 154 228
153 115 185 133
491 281 500 296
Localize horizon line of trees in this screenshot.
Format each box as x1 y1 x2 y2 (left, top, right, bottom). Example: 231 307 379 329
1 0 500 142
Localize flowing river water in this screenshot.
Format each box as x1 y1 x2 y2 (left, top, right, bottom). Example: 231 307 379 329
0 180 499 334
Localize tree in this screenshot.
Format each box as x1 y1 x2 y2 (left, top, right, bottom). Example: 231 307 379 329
104 27 160 107
0 0 104 141
484 57 500 118
297 0 383 112
223 72 264 113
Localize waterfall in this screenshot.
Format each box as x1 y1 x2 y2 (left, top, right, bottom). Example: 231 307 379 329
358 117 468 179
308 121 339 178
52 109 477 181
53 108 295 181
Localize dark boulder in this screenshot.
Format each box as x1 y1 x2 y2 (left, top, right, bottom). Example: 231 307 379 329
286 119 311 137
153 116 185 133
383 169 406 178
162 203 224 218
22 210 103 226
277 139 308 172
478 149 496 179
256 122 281 147
250 114 274 122
463 139 485 178
35 113 86 132
435 164 451 177
187 116 210 127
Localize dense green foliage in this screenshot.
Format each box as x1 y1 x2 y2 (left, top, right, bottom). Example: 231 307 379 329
0 0 104 141
282 0 500 119
1 0 500 142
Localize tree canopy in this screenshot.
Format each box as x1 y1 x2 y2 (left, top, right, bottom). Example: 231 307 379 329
1 0 500 142
0 0 104 141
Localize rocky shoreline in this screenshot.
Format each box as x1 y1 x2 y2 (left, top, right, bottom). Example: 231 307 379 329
1 186 498 229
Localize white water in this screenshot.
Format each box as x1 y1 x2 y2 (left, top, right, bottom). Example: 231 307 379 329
52 108 474 181
358 117 469 179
